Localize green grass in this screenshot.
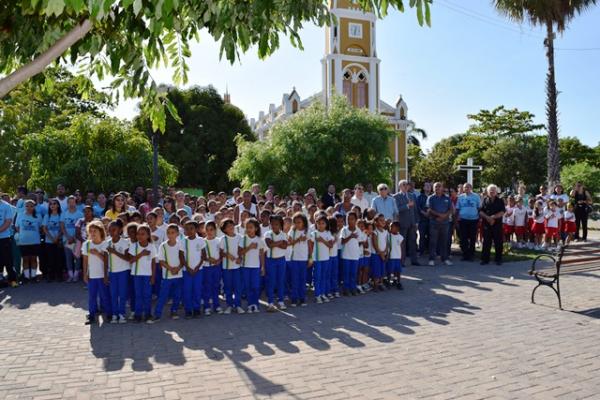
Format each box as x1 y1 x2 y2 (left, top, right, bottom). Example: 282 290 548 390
471 245 545 262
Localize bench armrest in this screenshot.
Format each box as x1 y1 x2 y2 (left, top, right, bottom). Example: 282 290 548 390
529 254 556 275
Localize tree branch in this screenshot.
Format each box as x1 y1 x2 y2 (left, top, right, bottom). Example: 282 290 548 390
0 19 93 99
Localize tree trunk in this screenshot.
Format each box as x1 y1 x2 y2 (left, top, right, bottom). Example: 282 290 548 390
544 20 560 190
0 19 92 99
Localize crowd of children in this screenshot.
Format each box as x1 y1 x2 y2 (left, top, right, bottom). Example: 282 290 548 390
501 190 577 251
46 189 407 324
0 182 589 325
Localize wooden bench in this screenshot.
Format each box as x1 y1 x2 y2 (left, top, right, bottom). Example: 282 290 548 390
529 244 600 309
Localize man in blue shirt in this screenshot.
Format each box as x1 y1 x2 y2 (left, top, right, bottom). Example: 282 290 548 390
0 197 18 286
456 183 481 261
371 183 397 222
426 182 454 266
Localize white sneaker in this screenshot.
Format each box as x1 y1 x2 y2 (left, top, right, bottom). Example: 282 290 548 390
291 302 297 308
428 260 435 267
246 306 254 314
205 309 212 316
223 306 232 315
236 306 245 314
215 307 224 314
334 292 341 298
327 294 334 299
110 315 118 324
254 305 260 313
357 286 365 294
444 260 453 266
118 314 127 324
128 312 135 321
316 296 323 304
278 301 287 310
322 295 330 303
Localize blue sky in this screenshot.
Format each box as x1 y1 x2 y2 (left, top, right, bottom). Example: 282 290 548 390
112 0 600 150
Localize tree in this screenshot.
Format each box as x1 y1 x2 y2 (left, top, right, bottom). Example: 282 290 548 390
0 67 109 190
407 143 425 179
561 162 600 196
24 116 178 193
135 85 254 191
493 0 597 189
228 95 394 194
1 1 431 132
559 136 598 167
466 105 544 139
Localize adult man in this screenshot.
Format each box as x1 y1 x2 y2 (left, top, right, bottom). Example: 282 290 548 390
56 184 68 211
250 183 261 204
371 183 397 223
321 184 340 209
417 182 432 256
393 180 419 265
363 183 377 207
479 184 505 265
226 187 241 207
0 196 17 287
174 191 192 217
426 182 453 266
351 184 370 212
456 182 481 262
234 190 258 224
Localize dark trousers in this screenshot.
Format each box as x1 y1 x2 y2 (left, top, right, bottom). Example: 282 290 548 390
44 243 63 281
0 237 17 282
400 224 418 263
418 220 429 255
429 223 449 261
481 222 503 263
574 207 589 240
459 219 479 261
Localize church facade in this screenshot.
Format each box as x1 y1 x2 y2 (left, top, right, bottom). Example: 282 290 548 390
249 0 413 190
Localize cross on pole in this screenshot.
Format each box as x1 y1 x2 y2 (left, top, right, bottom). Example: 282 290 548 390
457 158 483 186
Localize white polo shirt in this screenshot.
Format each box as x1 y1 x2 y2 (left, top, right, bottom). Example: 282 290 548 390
82 240 108 279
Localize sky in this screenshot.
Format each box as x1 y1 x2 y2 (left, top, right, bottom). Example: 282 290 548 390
111 0 600 150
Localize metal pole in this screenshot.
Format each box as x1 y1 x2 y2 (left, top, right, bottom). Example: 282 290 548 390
152 131 159 204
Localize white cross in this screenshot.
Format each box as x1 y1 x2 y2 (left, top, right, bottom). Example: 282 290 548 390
457 158 483 186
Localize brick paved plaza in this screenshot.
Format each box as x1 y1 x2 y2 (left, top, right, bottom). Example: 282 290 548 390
1 243 600 400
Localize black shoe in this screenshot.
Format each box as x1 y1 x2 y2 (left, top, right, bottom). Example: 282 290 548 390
134 315 142 323
496 261 502 266
412 261 421 266
170 311 179 320
351 290 357 296
397 282 404 290
185 312 193 320
85 315 96 325
144 315 152 323
193 310 201 318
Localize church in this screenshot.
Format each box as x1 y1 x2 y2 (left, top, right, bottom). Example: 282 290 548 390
249 0 414 191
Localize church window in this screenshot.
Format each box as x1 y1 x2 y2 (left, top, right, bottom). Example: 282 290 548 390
292 99 299 114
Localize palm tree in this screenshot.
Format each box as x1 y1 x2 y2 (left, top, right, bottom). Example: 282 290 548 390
493 0 597 190
408 126 428 147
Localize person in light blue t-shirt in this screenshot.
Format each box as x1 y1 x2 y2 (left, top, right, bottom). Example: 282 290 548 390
0 198 18 285
42 199 64 281
61 196 84 282
455 183 481 261
15 200 43 281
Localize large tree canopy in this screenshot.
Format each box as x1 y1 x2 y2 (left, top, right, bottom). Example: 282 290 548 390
135 85 254 191
24 116 178 193
1 0 432 131
229 95 395 194
411 106 599 191
0 67 110 190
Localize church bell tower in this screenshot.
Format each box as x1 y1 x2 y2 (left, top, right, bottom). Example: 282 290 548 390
322 0 380 113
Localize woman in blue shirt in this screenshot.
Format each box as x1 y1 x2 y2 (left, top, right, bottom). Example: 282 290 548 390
15 200 43 282
60 196 84 282
42 199 63 281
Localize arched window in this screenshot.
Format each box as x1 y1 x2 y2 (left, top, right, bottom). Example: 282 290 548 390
292 99 299 114
342 65 369 108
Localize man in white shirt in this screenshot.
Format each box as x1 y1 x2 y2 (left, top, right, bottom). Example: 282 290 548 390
351 184 369 213
362 183 377 207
